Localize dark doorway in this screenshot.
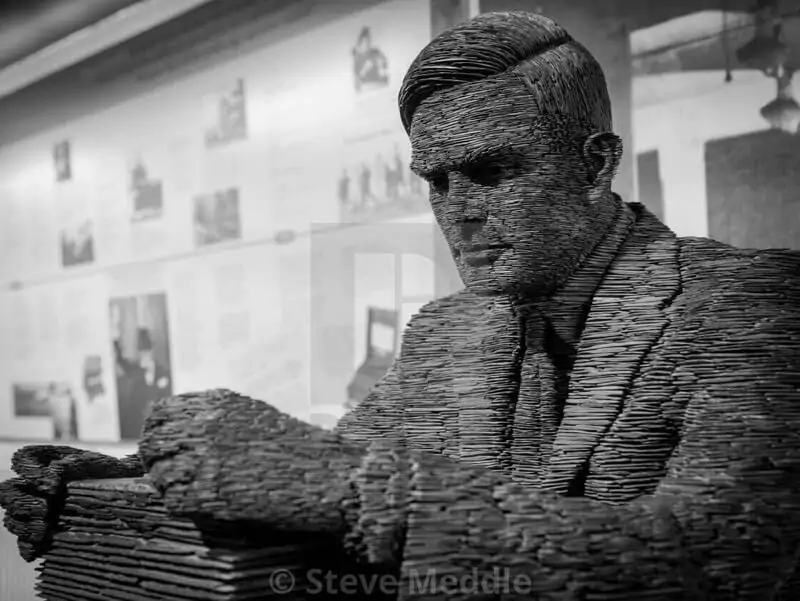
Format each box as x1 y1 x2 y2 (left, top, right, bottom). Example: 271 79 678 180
637 150 665 222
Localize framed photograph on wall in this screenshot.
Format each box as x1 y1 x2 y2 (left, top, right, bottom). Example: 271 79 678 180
109 292 172 440
193 187 242 246
53 140 72 182
60 219 95 267
128 156 164 222
13 382 80 440
204 79 248 148
352 26 390 93
337 134 428 223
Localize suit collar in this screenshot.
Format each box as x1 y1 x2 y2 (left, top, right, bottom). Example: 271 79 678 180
541 199 638 353
540 204 682 494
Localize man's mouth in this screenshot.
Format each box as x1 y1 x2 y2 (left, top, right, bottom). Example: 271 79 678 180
460 243 511 266
462 243 510 252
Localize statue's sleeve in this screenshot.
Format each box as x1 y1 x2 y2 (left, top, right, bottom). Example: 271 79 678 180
335 358 405 444
353 314 800 599
335 296 460 445
336 297 449 444
370 404 798 599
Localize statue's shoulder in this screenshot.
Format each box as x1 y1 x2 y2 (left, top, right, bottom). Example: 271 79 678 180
673 238 800 416
404 289 473 330
676 236 800 317
396 290 475 359
678 236 800 283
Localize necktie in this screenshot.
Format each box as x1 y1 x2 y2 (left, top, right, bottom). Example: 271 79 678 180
512 306 565 487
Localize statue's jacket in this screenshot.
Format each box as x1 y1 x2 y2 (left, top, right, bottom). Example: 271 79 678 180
336 203 800 599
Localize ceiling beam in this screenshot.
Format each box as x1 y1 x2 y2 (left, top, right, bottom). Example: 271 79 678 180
621 0 761 31
0 0 141 69
0 0 217 99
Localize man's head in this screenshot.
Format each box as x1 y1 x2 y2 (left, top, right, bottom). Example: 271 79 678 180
137 328 155 365
399 12 622 297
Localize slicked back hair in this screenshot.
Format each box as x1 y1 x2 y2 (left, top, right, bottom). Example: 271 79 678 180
398 11 612 136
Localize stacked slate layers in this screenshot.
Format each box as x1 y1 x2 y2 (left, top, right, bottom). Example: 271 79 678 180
37 478 345 601
2 445 355 601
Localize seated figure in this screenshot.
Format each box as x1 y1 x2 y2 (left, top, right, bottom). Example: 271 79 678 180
3 11 800 600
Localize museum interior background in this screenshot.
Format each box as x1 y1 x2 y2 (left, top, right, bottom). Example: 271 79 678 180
1 0 798 597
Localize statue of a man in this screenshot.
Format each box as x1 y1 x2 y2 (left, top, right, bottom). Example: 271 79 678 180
3 12 800 600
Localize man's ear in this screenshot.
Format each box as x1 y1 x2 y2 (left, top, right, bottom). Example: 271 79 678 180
583 132 622 195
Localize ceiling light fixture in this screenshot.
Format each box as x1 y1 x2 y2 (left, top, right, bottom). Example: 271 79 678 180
736 0 799 132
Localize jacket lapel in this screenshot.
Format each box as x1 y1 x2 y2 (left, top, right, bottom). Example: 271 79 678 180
540 205 682 494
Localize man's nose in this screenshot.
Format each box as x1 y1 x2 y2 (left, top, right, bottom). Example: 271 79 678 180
445 172 486 241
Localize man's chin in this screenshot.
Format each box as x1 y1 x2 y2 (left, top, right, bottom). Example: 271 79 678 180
461 265 514 297
461 265 555 299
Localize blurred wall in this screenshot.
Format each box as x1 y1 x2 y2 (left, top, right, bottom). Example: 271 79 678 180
0 2 471 591
634 70 800 249
0 0 467 445
0 0 388 146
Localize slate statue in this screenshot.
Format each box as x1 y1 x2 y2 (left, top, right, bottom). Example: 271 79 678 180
3 11 800 600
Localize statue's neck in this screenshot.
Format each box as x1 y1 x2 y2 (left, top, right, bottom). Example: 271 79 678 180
513 200 637 349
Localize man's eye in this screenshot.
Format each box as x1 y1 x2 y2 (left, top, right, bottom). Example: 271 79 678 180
465 161 505 186
429 172 449 194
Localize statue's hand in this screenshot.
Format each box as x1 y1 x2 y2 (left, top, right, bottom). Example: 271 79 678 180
0 445 143 561
139 389 368 535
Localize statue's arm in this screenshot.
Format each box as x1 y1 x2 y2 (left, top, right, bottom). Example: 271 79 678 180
335 358 405 444
335 295 457 445
131 289 800 597
133 333 798 598
375 411 800 600
357 307 800 599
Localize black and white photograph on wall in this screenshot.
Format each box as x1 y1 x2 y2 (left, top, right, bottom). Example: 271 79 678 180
338 143 427 223
13 382 80 440
193 187 242 246
204 78 248 148
352 26 389 93
110 292 172 440
60 219 95 267
129 157 164 221
53 140 72 182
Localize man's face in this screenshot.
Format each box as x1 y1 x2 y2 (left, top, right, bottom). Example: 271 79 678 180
409 74 603 297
